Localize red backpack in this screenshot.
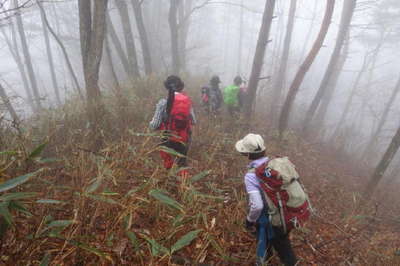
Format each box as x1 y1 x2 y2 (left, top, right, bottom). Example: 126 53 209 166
255 157 311 233
162 92 192 142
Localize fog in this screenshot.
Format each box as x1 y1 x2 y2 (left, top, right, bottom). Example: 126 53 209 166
1 0 400 264
1 0 400 178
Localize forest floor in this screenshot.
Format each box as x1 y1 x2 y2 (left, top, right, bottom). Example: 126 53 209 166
1 83 400 265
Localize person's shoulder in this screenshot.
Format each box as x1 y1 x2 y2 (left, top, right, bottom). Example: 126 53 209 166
157 98 167 106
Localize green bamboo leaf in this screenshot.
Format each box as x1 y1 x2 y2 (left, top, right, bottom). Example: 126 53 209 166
126 231 140 252
148 189 183 212
142 235 168 256
47 220 74 228
28 142 48 160
9 201 32 216
68 239 113 262
128 131 161 137
158 146 185 157
125 183 147 197
0 192 37 201
37 158 61 164
0 150 18 156
191 190 225 200
171 230 202 254
100 191 119 196
190 170 211 183
0 202 13 226
39 253 51 266
0 169 43 193
85 193 119 205
86 177 103 193
36 199 66 204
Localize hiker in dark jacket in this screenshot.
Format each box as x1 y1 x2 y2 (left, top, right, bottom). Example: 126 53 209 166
235 134 298 266
201 75 223 115
149 75 196 178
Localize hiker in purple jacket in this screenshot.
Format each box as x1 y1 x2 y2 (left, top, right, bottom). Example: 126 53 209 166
235 133 297 266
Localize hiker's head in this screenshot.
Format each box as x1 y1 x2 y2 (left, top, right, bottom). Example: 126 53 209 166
210 75 221 85
235 134 266 160
164 75 184 92
234 75 242 86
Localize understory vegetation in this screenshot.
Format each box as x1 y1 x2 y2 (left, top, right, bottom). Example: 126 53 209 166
1 78 399 265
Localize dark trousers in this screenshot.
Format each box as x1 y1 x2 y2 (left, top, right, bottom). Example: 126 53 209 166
160 140 189 169
259 226 297 266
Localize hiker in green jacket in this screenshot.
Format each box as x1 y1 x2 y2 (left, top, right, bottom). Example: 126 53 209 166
223 76 242 117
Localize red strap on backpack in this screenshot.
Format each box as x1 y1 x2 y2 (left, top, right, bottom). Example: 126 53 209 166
255 161 310 233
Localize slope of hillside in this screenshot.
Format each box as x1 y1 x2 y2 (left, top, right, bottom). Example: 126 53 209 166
0 80 399 265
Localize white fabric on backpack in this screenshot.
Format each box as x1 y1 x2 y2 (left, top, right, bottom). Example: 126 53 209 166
267 157 307 208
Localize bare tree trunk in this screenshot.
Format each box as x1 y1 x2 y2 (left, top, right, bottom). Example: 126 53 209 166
0 82 20 124
314 32 350 127
237 0 244 74
14 0 41 109
0 23 35 112
37 1 83 100
106 12 130 76
115 0 140 78
244 0 276 119
278 0 335 136
270 0 297 125
331 52 369 141
299 0 318 62
78 0 108 146
38 1 60 104
131 0 153 75
364 121 400 199
302 0 356 134
177 0 193 72
169 0 181 74
362 75 400 159
104 37 122 99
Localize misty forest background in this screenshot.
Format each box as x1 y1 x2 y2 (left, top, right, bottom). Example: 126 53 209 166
0 0 400 265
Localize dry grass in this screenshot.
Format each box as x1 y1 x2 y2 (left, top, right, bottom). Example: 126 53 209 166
0 77 399 265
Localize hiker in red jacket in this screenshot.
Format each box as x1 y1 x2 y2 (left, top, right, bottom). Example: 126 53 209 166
236 134 298 266
149 76 196 178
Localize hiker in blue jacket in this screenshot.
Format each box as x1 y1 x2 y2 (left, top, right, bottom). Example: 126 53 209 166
235 133 297 266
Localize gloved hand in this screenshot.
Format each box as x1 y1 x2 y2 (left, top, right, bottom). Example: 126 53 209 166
245 219 257 236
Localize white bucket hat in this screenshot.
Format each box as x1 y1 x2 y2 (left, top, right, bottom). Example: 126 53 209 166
235 133 266 153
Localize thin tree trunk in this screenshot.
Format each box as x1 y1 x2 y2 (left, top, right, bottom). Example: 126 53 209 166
106 12 130 77
14 0 41 109
115 0 140 78
38 0 60 105
131 0 153 75
0 82 20 124
37 1 83 100
364 121 400 199
177 0 192 72
299 0 318 62
302 0 357 133
331 52 369 141
237 0 244 74
78 0 108 145
270 0 297 125
278 0 335 136
314 32 350 127
104 36 122 98
0 23 35 112
244 0 276 119
362 75 400 159
169 0 181 74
